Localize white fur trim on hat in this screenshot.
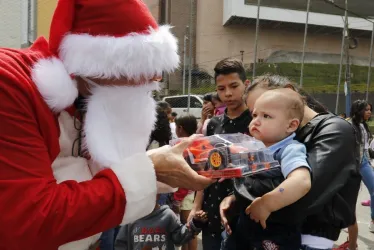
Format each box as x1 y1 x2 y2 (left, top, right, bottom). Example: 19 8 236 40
110 153 157 225
59 25 180 80
32 57 78 112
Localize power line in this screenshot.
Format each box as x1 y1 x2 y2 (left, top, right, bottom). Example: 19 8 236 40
320 0 374 24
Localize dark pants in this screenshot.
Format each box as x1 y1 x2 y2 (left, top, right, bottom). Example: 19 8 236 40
99 227 120 250
202 231 222 250
225 212 301 250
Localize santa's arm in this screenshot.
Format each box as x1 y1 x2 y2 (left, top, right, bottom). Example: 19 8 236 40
0 81 156 248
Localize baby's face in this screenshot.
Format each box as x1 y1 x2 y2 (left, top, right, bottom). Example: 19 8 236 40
249 95 296 147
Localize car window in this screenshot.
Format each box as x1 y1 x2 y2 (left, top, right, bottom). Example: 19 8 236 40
190 97 203 108
165 97 188 108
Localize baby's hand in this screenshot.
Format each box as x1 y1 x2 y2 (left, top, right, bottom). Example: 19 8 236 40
245 197 272 229
194 210 208 223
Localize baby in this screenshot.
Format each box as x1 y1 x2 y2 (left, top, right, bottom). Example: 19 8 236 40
228 88 312 249
246 87 311 216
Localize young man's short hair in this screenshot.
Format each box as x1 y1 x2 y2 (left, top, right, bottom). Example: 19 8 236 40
214 58 247 83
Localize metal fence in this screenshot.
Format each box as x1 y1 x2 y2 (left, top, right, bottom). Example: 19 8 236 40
1 0 373 116
152 0 374 116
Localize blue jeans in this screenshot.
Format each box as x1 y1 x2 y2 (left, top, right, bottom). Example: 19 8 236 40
99 227 120 250
300 246 331 250
360 153 374 220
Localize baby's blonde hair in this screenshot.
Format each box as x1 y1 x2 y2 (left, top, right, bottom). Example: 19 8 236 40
262 88 305 122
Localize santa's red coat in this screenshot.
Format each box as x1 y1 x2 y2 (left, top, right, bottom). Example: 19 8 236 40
0 38 157 249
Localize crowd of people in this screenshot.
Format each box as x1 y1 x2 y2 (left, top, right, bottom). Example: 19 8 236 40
106 58 372 250
0 1 374 250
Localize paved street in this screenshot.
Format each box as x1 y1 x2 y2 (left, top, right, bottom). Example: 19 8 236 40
194 185 373 249
335 185 374 249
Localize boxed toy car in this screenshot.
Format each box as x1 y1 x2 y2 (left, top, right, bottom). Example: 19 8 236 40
169 133 281 178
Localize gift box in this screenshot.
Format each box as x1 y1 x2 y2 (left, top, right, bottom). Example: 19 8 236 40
169 133 280 178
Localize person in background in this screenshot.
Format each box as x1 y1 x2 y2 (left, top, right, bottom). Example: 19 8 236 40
172 115 199 250
196 93 215 135
171 112 178 122
212 92 226 116
148 101 173 150
348 100 374 233
114 194 208 250
169 112 178 140
147 102 173 206
361 103 372 207
190 58 251 249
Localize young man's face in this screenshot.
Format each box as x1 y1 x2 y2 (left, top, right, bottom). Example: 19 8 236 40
216 73 248 111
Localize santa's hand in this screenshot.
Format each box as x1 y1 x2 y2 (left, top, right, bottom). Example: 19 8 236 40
147 134 214 191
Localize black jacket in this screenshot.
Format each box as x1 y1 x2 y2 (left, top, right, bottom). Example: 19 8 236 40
234 113 361 240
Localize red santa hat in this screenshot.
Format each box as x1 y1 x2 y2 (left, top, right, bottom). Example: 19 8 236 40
32 0 179 112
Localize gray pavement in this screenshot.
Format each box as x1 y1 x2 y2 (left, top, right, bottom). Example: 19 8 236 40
195 184 374 250
335 185 374 249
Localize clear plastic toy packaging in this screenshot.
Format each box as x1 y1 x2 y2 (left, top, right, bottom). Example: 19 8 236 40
169 133 281 178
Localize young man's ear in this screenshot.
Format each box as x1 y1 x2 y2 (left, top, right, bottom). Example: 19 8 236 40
287 118 300 133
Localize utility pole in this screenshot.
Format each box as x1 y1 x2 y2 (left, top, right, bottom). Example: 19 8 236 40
344 0 351 116
240 50 244 62
187 0 193 113
300 0 311 87
182 26 188 95
366 23 374 101
252 0 261 79
335 0 348 115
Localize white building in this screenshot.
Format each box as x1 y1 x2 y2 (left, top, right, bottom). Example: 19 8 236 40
0 0 36 48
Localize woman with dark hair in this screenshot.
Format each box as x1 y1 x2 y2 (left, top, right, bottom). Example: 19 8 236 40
148 101 172 149
348 100 374 232
220 74 361 250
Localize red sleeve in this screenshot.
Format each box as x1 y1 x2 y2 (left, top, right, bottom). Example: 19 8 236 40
0 77 125 249
174 188 189 202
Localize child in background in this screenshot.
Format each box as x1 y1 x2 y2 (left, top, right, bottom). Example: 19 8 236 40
115 195 207 250
196 93 215 135
211 92 226 116
172 115 199 250
170 112 178 140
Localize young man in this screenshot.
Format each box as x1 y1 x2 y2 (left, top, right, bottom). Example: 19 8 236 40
189 58 251 249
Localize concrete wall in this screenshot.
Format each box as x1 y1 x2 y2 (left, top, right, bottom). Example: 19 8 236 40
0 0 24 48
36 0 57 39
142 0 159 22
196 0 372 75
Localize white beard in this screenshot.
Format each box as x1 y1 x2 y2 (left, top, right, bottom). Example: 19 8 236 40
83 82 158 167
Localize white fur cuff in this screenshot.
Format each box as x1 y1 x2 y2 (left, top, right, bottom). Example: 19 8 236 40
110 153 157 225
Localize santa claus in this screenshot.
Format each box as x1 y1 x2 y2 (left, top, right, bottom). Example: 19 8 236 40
0 0 212 249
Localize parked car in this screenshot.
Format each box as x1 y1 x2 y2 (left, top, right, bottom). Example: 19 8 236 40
162 95 204 119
